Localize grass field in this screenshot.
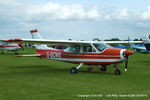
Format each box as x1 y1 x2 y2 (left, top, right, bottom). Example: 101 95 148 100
0 48 150 100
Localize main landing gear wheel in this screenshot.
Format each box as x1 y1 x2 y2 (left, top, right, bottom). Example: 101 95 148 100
100 66 107 71
1 51 4 55
70 67 78 74
70 63 84 74
114 69 121 75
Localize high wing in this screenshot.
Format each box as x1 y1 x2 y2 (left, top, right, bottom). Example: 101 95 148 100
102 41 143 44
2 38 143 45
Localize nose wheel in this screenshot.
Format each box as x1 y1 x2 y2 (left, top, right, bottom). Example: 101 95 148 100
114 69 121 75
114 64 121 75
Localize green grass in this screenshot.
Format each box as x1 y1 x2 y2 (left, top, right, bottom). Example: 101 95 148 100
0 48 150 100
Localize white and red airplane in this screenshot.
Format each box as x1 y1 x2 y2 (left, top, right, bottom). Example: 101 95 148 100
4 29 142 75
0 41 24 55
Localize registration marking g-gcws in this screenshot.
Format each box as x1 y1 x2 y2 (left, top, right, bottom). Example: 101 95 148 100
46 52 61 58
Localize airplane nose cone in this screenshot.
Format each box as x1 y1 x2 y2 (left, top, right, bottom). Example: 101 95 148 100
125 50 134 56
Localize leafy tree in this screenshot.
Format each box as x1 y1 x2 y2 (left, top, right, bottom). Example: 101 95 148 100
133 39 139 41
92 38 101 41
104 38 120 41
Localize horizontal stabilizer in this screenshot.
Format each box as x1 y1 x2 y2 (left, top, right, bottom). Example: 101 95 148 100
16 54 41 57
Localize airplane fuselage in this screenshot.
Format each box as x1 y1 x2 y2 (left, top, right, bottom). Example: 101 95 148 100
0 43 21 51
36 48 126 65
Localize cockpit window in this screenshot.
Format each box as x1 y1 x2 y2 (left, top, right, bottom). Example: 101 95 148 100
68 46 80 53
93 43 113 52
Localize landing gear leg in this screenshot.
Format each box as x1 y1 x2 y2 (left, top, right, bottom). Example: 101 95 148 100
114 64 121 75
99 65 107 71
70 63 84 74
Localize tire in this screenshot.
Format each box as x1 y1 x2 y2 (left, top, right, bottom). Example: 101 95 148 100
1 51 4 55
100 66 107 71
114 69 121 75
70 67 78 74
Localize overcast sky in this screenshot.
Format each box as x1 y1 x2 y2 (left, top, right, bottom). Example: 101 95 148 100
0 0 150 40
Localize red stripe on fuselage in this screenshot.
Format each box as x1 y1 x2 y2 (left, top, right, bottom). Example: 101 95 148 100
36 48 121 59
35 48 123 65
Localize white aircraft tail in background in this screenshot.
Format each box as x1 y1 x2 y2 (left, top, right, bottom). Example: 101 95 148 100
30 29 50 50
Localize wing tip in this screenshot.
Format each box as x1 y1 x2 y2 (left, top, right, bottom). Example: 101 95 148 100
15 55 23 57
4 38 22 42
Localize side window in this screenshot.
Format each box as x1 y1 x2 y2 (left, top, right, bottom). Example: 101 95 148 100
149 35 150 39
83 45 96 53
69 46 80 53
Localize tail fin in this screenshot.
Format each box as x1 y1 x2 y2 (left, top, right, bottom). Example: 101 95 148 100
142 34 150 52
30 29 50 50
30 29 42 39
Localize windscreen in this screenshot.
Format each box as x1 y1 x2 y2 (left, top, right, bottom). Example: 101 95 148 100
93 43 113 52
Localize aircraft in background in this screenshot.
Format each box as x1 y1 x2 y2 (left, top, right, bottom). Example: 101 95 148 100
0 41 24 55
133 46 147 53
113 44 128 49
3 29 141 75
130 34 150 53
130 44 147 53
142 34 150 52
113 44 147 53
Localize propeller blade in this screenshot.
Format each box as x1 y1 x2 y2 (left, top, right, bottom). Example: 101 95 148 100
124 49 133 72
21 46 24 51
125 55 129 72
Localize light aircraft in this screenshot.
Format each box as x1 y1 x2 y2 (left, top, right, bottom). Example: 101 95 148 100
130 44 147 53
112 34 150 53
4 29 143 75
133 46 147 52
0 41 24 55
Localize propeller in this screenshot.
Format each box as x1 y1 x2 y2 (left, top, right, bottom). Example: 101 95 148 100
124 55 129 72
124 50 134 72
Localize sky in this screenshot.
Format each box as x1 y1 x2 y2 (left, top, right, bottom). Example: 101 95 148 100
0 0 150 40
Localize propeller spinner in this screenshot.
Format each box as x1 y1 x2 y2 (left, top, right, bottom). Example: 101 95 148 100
18 44 24 51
